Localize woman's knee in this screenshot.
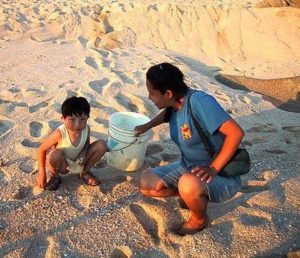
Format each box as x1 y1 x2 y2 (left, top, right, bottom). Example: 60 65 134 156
178 173 207 197
139 169 164 192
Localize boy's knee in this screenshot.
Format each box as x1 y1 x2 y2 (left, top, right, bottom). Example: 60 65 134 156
48 149 64 163
94 140 107 154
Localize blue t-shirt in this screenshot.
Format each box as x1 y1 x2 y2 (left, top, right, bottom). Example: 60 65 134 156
169 88 230 170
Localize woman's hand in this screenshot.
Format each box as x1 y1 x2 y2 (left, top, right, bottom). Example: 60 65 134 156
134 124 149 137
191 166 218 184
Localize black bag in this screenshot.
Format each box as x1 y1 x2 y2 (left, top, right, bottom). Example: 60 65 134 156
188 93 251 177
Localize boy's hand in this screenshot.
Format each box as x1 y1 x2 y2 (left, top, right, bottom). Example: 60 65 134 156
36 172 47 189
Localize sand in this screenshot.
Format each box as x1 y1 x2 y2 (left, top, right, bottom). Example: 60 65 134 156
0 0 299 257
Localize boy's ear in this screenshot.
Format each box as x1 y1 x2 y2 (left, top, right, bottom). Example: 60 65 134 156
165 90 173 99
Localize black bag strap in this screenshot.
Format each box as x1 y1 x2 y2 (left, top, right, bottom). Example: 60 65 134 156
187 93 214 158
187 93 247 157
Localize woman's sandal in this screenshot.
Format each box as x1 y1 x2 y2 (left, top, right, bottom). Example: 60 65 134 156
80 171 100 186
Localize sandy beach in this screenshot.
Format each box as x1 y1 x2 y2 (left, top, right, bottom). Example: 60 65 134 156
0 0 299 257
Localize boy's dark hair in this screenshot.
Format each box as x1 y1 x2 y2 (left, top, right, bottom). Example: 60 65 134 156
61 96 90 117
146 62 188 101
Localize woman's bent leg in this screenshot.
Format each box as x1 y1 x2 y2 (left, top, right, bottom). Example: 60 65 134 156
139 169 178 197
176 173 209 235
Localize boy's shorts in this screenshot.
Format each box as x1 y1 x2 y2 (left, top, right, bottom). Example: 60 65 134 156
151 161 241 203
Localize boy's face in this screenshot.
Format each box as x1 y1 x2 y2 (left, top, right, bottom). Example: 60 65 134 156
62 114 88 133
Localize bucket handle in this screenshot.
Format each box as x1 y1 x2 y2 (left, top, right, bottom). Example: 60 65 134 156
108 138 138 152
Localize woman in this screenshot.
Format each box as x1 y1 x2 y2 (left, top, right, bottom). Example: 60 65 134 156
135 63 244 236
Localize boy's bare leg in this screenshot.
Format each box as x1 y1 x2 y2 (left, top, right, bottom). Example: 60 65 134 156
47 149 68 176
82 140 107 173
139 170 178 197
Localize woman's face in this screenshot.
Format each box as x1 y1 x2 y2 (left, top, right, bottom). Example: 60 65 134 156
146 79 171 109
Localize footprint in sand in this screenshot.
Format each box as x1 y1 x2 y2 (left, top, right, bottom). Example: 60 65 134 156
246 125 278 133
16 139 40 157
12 186 32 200
32 120 51 138
94 117 108 127
0 218 8 230
262 149 287 154
130 204 160 244
85 56 99 69
240 180 269 193
48 120 62 130
239 214 270 226
114 71 135 85
89 79 110 94
29 101 49 113
0 116 14 138
282 126 300 137
8 86 21 93
19 158 36 174
214 90 233 105
29 121 43 138
58 80 75 88
114 93 138 112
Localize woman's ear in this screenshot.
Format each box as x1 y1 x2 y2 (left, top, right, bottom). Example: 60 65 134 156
165 90 173 99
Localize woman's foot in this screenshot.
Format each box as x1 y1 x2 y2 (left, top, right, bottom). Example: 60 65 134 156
173 215 209 236
80 171 100 186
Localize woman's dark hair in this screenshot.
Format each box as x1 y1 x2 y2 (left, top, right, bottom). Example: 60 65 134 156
146 62 188 101
61 96 90 117
146 63 188 122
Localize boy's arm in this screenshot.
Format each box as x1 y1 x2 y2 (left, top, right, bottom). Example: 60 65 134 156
36 129 61 189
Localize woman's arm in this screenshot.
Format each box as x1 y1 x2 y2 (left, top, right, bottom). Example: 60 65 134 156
210 118 244 172
192 118 244 183
134 109 167 136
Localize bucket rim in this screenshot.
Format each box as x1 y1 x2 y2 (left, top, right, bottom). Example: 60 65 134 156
109 111 151 134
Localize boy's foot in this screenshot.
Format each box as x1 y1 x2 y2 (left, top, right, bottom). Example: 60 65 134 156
45 175 62 191
80 171 100 186
173 216 209 236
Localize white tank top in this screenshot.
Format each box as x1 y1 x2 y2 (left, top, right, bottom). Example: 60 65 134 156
57 124 89 161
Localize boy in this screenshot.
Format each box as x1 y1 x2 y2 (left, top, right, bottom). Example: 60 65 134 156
36 96 107 190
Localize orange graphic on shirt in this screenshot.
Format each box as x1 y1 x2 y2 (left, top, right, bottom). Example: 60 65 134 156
181 124 192 140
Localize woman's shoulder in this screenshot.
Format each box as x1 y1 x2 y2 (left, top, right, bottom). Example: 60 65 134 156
189 89 215 104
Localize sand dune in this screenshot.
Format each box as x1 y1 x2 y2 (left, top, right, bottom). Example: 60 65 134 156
0 0 299 257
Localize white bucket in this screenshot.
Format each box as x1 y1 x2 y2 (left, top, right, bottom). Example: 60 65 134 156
107 112 151 172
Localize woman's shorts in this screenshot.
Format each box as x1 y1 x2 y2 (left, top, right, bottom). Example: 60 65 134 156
151 161 241 203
